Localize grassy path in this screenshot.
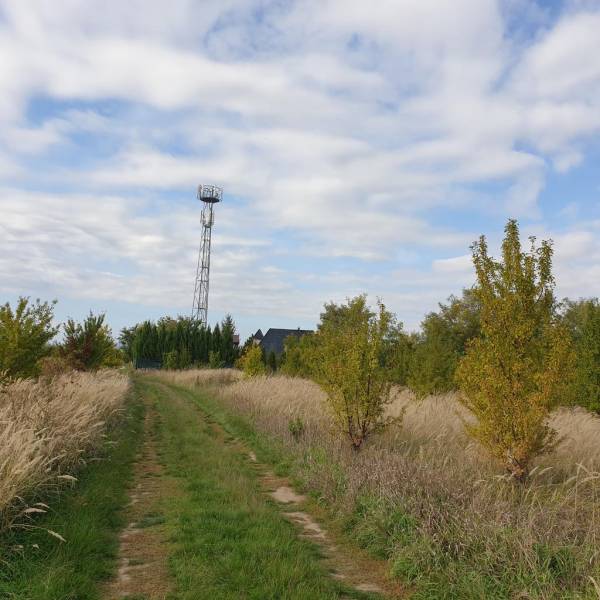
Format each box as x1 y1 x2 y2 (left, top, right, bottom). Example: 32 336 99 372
137 376 379 600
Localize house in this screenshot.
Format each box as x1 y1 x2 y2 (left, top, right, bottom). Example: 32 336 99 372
253 327 313 357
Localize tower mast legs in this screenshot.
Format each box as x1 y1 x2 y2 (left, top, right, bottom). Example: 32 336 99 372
192 185 222 326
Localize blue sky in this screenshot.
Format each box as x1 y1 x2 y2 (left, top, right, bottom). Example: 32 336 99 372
0 0 599 341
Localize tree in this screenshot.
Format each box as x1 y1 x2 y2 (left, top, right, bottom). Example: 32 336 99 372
61 312 117 371
456 220 575 481
312 295 399 450
408 289 480 396
280 333 315 377
0 297 58 379
220 315 238 367
239 345 266 377
561 298 600 413
382 327 417 387
118 326 136 362
267 350 278 372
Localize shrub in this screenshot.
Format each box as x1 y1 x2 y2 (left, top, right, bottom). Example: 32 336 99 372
288 417 305 441
311 295 400 450
61 312 116 371
239 345 266 377
0 297 58 379
163 350 179 370
38 354 72 378
456 219 576 481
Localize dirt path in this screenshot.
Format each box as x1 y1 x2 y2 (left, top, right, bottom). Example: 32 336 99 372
201 404 405 599
248 449 404 598
102 401 175 600
104 381 404 598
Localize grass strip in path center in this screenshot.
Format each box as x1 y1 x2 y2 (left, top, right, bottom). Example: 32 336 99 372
139 377 379 600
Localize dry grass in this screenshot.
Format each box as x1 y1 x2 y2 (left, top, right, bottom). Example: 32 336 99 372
0 370 129 531
154 368 242 389
159 369 600 597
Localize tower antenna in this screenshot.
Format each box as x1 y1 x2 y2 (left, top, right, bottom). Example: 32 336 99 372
192 184 222 325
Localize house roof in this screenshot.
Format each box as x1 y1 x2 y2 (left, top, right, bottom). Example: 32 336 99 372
259 328 313 356
253 328 264 340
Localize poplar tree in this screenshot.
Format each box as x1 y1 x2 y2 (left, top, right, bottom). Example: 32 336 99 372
456 220 575 481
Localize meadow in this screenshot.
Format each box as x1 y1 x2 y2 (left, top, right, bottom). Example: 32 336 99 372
161 369 600 599
0 370 129 533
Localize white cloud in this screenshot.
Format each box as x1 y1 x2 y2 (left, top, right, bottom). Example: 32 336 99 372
0 0 599 334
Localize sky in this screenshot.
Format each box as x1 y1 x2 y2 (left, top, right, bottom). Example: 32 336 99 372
0 0 599 342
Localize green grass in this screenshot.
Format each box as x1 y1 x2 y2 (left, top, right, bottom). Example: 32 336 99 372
0 391 145 600
140 377 376 600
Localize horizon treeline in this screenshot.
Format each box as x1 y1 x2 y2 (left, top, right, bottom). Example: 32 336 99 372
276 291 599 414
120 315 238 369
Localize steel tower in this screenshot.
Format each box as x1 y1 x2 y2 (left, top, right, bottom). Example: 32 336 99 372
192 184 222 325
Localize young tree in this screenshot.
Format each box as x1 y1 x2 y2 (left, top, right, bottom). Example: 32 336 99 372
118 326 136 362
220 315 238 367
239 345 266 377
61 312 117 371
312 295 398 450
0 297 58 378
456 220 575 481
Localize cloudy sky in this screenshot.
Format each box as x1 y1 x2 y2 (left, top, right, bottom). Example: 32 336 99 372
1 0 599 340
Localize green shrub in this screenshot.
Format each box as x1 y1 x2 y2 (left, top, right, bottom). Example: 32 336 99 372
287 417 305 441
0 297 58 379
61 312 116 371
239 345 266 377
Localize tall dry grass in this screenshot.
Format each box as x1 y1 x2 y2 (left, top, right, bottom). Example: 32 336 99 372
154 368 242 388
161 369 600 597
0 370 129 531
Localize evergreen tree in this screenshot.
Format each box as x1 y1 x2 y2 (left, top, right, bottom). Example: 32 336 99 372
267 350 278 372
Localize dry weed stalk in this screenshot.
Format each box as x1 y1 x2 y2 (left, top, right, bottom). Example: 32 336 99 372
0 370 129 532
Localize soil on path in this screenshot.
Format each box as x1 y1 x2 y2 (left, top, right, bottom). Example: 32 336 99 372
102 402 175 600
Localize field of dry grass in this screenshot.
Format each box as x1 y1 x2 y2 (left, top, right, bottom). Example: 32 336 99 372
161 369 600 598
0 370 129 531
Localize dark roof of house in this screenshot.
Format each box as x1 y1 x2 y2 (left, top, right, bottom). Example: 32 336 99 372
253 329 264 340
259 328 313 356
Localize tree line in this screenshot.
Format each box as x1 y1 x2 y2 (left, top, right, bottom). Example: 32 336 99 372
0 301 240 380
256 251 598 417
119 315 238 369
